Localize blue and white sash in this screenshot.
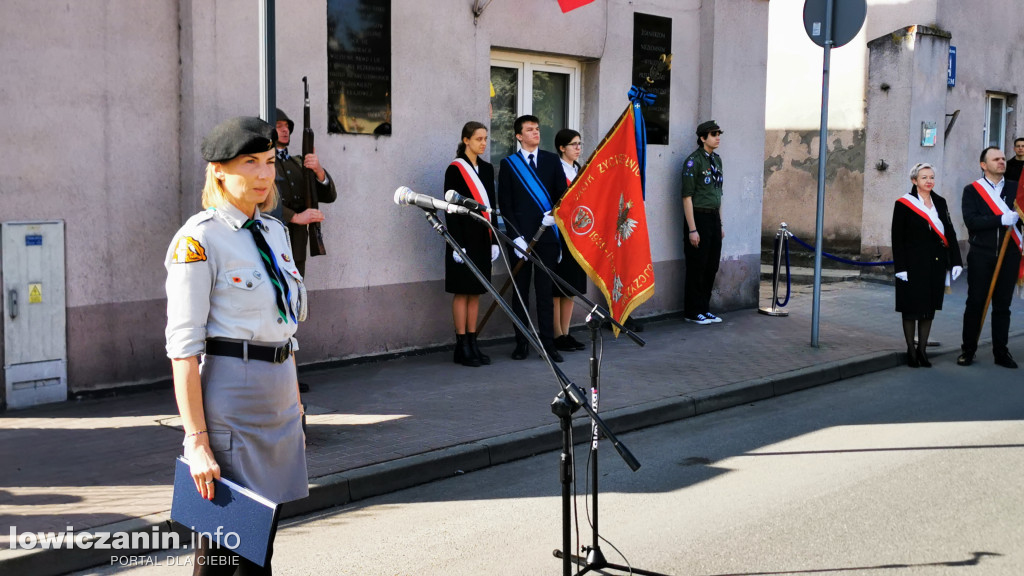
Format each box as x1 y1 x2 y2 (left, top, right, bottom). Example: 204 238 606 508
507 152 559 239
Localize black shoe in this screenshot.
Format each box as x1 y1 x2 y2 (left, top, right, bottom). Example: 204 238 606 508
956 352 974 366
299 382 310 393
995 352 1019 369
511 342 529 360
917 349 931 368
554 335 576 352
457 334 481 367
565 333 587 351
467 332 491 365
906 348 920 368
543 346 564 363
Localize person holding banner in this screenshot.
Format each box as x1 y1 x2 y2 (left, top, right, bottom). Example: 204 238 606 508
165 117 308 574
498 115 569 362
444 121 498 367
891 163 962 367
957 146 1022 368
681 120 725 326
552 128 588 352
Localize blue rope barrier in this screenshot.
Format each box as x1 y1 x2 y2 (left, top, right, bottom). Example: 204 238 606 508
787 232 894 266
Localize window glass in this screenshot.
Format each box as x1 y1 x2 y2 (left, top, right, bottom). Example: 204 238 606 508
532 71 569 153
986 95 1006 149
490 66 519 162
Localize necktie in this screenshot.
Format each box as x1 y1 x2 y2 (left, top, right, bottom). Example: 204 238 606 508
528 153 536 171
243 219 296 324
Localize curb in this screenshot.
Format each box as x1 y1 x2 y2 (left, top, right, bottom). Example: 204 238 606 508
0 343 982 576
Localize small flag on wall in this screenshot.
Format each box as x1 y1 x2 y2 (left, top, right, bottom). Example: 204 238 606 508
558 0 597 13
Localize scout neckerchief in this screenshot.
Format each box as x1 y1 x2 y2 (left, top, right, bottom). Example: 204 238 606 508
450 158 493 238
972 178 1024 252
243 216 297 324
896 192 947 246
704 150 723 188
506 151 559 240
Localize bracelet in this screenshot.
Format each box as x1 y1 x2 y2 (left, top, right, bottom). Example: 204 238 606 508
183 430 207 441
688 230 698 234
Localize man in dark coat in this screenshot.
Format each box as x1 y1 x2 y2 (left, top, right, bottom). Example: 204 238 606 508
498 115 569 362
274 108 338 277
958 146 1022 368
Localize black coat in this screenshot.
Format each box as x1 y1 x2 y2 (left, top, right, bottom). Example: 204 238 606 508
891 188 962 314
962 179 1021 255
444 156 496 294
497 149 568 246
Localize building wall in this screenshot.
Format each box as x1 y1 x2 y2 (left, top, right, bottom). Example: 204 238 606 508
0 0 770 395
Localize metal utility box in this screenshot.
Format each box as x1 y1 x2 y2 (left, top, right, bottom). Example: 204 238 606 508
2 221 67 409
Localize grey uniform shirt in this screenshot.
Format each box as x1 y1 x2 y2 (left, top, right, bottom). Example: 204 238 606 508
165 203 305 359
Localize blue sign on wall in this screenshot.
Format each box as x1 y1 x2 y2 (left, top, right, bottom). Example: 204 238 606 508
947 46 957 87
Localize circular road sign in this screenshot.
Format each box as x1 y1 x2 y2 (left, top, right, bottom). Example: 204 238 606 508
803 0 867 48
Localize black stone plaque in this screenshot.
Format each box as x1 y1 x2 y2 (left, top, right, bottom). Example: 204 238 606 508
327 0 392 135
632 13 672 145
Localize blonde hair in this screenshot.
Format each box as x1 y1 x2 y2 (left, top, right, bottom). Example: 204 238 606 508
201 163 278 213
909 162 934 181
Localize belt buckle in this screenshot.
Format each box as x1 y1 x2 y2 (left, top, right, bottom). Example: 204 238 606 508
274 342 290 364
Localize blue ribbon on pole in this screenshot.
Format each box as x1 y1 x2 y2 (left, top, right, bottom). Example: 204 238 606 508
627 86 656 199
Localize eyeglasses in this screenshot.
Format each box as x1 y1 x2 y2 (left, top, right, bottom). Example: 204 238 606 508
708 131 722 137
567 142 583 148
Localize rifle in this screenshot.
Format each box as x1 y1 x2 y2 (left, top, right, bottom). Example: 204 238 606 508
303 76 327 257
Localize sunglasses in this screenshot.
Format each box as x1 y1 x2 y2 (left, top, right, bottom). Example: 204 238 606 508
708 130 722 137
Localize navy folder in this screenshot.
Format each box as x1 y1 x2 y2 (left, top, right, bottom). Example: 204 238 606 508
171 457 280 567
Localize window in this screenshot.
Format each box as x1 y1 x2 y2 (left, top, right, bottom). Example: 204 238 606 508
490 52 581 161
984 93 1007 149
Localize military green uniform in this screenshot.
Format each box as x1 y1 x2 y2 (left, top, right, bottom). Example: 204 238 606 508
681 146 724 321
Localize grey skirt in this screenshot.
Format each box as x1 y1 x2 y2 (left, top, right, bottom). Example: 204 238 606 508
197 353 308 503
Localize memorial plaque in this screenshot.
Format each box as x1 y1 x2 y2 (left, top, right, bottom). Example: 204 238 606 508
631 13 672 146
327 0 392 135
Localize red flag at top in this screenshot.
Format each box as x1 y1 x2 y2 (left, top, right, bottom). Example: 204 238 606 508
558 0 597 13
554 104 654 336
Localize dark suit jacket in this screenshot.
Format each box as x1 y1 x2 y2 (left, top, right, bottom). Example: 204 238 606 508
275 155 338 262
497 149 568 245
962 179 1020 256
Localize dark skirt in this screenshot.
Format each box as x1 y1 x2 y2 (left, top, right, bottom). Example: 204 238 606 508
553 237 588 298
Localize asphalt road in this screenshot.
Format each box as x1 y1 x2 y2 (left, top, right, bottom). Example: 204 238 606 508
73 338 1024 576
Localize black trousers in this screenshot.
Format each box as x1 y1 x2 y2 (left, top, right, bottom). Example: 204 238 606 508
683 210 722 317
511 242 559 348
961 244 1020 356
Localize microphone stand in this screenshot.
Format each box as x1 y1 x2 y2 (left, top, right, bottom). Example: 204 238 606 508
418 208 644 576
484 213 665 575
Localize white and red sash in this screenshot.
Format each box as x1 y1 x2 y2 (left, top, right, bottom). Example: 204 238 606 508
451 159 492 215
896 193 947 246
971 178 1024 253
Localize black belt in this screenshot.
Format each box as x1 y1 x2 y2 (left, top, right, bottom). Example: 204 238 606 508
693 207 719 214
205 339 293 364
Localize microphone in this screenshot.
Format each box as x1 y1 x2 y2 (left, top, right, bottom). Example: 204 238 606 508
394 186 472 215
445 190 493 215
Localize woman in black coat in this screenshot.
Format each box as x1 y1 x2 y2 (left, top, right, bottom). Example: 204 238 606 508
891 162 963 367
444 121 498 367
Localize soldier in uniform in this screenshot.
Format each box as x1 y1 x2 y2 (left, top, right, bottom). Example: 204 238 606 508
681 120 725 326
165 116 308 574
274 108 338 277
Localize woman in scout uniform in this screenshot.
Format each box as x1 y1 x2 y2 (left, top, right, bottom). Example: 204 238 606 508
444 121 498 367
165 116 308 574
891 162 962 367
552 128 588 352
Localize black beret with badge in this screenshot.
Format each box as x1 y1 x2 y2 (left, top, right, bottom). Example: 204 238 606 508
201 116 277 162
696 120 722 137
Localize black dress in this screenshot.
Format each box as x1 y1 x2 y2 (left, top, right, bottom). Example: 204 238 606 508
444 155 497 294
554 161 588 297
891 188 962 319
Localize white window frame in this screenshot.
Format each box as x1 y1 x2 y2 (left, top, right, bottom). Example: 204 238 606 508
491 51 582 131
984 93 1007 149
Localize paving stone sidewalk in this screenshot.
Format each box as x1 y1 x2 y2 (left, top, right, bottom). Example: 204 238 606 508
3 279 1022 575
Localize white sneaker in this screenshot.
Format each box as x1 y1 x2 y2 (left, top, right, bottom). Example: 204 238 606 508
705 312 723 323
685 314 713 325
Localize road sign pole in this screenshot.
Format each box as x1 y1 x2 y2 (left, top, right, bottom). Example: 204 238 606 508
810 0 834 348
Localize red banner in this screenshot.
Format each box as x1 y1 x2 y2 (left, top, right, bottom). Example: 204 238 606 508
558 0 596 13
554 105 654 336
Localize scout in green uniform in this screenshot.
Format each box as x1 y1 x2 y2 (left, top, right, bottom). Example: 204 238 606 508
681 120 724 325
